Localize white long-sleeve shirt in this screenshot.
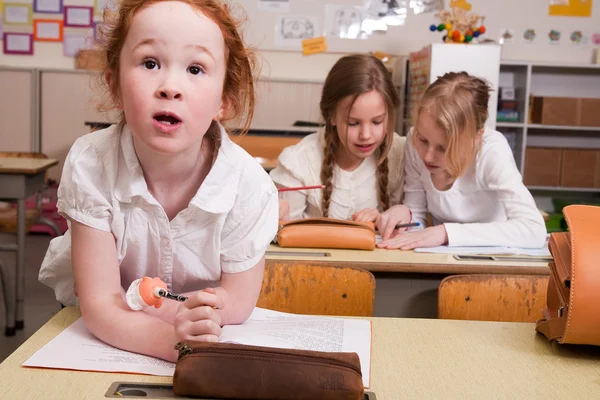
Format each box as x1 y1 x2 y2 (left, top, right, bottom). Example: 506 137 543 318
404 128 547 248
270 129 406 220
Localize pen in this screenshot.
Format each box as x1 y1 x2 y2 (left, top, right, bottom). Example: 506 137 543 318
154 287 188 302
278 185 325 192
395 222 421 229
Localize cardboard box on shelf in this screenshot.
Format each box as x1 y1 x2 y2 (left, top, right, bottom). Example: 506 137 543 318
580 98 600 127
524 147 562 187
560 149 600 188
530 96 580 126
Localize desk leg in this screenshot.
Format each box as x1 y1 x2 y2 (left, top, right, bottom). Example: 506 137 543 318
16 198 25 330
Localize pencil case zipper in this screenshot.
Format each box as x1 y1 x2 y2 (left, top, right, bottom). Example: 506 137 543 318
175 342 362 376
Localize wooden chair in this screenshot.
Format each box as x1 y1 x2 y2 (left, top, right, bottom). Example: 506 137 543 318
438 274 549 323
257 263 376 317
0 152 62 236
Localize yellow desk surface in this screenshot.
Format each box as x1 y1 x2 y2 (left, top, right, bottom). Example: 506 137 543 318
0 157 58 174
266 245 550 275
2 308 599 399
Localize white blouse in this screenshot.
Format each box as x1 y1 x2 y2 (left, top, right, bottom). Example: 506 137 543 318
39 124 279 306
270 129 406 220
403 128 547 248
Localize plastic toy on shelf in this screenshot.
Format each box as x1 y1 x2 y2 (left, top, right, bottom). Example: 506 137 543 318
428 0 486 44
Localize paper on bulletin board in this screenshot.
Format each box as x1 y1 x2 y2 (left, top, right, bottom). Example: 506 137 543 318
274 15 319 49
63 34 91 57
325 4 367 39
548 0 592 17
259 0 290 13
302 36 327 55
364 0 408 26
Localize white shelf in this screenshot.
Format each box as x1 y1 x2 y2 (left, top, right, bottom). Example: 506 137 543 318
497 122 525 128
528 186 600 193
527 124 600 132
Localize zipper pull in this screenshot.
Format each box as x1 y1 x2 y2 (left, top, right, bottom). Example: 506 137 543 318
174 342 192 358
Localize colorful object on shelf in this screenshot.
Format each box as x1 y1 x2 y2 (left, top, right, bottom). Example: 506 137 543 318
548 30 561 43
429 0 485 44
523 29 536 42
592 33 600 45
570 30 583 44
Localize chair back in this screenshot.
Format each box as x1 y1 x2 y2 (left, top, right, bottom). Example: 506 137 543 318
257 263 375 317
438 274 549 322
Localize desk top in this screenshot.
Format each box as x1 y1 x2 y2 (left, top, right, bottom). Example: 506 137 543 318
266 245 550 275
2 307 599 399
0 157 59 174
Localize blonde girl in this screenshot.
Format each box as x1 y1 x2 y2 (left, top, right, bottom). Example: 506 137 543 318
377 72 546 250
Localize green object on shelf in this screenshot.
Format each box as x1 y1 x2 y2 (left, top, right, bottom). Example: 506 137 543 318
545 213 565 232
552 198 600 212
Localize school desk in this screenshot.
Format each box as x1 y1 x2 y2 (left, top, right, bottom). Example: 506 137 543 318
0 157 58 335
265 245 550 318
1 307 599 400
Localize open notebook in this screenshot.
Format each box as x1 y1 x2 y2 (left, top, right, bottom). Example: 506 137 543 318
23 307 372 387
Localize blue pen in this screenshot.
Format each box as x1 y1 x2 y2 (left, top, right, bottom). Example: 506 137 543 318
395 222 421 229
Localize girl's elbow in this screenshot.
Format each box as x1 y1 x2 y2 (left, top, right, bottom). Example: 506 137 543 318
525 223 548 248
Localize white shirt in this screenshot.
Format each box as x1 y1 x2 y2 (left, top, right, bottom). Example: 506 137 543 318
39 124 279 306
270 129 406 220
404 128 547 248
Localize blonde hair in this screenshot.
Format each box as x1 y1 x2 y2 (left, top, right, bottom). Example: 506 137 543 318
319 54 400 217
415 71 491 178
97 0 257 157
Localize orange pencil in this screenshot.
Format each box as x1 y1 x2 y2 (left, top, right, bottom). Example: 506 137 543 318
278 185 325 192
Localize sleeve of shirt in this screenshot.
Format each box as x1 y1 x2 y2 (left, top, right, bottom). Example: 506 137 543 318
443 138 547 248
56 138 113 232
269 145 308 220
388 134 407 206
220 173 279 273
402 136 427 228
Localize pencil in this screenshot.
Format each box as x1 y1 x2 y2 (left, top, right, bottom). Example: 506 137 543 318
395 222 421 229
278 185 325 192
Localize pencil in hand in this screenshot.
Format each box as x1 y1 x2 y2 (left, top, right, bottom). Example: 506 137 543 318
394 222 421 229
277 185 325 192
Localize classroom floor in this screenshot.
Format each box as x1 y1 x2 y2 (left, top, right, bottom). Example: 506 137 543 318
0 233 60 363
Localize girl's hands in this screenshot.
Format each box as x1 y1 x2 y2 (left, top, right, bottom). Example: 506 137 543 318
376 205 413 240
174 288 224 343
352 208 380 223
377 225 448 250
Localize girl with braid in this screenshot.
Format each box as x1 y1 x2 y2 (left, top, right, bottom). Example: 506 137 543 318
270 54 406 222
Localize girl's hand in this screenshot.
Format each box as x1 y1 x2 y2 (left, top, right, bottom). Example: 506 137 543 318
174 288 224 343
376 205 412 240
352 208 380 223
278 199 290 221
377 225 448 250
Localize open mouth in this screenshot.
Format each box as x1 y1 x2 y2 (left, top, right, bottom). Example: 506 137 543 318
153 113 181 125
355 143 375 152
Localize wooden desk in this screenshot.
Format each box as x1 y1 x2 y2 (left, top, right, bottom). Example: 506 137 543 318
0 157 58 335
266 245 550 319
2 307 599 399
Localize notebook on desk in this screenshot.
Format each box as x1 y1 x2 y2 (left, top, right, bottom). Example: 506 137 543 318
414 244 551 259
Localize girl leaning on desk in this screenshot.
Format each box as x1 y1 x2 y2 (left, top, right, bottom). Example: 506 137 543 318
38 0 278 363
376 72 547 251
270 54 407 223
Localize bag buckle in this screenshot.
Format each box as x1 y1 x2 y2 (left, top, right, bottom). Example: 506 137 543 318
558 306 565 318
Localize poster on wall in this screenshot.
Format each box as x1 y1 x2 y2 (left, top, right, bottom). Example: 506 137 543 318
325 4 367 39
34 0 63 14
64 6 94 28
259 0 290 13
63 34 91 57
274 15 319 48
3 4 33 25
3 32 34 55
34 19 64 42
548 0 592 17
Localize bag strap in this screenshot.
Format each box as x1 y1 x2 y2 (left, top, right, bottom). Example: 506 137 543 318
536 314 567 342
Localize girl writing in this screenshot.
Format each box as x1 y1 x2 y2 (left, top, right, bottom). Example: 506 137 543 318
377 72 547 250
39 0 278 362
270 54 406 222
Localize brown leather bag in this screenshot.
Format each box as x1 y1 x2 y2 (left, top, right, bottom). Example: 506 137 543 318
172 341 364 400
535 205 600 345
276 218 376 251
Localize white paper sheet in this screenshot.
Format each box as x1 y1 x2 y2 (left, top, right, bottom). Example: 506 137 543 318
259 0 290 13
23 308 372 387
274 15 319 48
5 5 30 24
5 34 31 53
413 244 551 257
36 21 61 40
63 34 89 57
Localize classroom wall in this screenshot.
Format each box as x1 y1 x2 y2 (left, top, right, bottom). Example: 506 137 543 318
1 0 599 82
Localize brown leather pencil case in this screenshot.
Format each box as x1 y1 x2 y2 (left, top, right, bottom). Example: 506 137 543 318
172 341 364 400
276 218 376 251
